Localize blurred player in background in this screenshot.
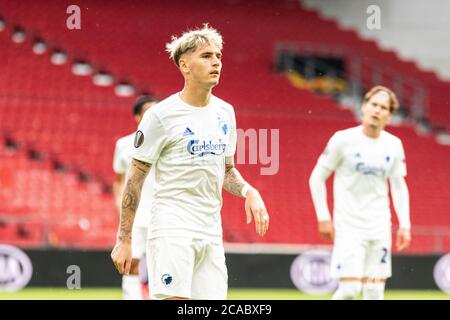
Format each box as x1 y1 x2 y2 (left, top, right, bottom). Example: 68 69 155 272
309 86 412 300
112 95 157 300
111 24 269 300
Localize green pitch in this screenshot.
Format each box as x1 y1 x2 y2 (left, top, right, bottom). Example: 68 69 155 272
0 288 449 300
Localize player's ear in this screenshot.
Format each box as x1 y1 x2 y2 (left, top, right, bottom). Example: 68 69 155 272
179 56 189 75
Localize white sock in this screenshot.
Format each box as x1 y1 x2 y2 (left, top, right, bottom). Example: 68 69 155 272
363 281 385 300
332 281 362 300
122 275 143 300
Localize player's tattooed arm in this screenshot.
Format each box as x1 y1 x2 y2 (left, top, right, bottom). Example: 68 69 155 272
112 173 125 219
224 157 269 236
223 156 247 198
118 159 151 242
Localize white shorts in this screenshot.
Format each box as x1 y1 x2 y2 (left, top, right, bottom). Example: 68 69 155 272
330 235 392 279
146 237 228 300
131 225 147 259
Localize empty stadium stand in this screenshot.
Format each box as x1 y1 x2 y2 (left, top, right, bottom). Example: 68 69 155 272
0 0 449 252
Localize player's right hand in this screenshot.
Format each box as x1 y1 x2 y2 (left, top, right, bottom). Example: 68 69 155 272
396 228 411 251
318 220 334 242
111 241 132 275
245 188 269 237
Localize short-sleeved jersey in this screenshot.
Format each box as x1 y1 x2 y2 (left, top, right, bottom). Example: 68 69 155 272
132 92 237 243
113 133 155 227
317 125 407 239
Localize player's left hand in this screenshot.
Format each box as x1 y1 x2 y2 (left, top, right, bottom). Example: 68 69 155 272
245 188 269 236
396 228 411 251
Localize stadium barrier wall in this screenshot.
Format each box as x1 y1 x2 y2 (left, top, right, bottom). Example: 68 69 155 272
3 248 445 290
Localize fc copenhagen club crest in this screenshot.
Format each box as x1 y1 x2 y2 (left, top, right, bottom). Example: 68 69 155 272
134 130 144 148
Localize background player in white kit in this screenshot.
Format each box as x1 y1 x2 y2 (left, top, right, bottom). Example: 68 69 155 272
112 96 157 299
309 86 412 300
111 24 270 300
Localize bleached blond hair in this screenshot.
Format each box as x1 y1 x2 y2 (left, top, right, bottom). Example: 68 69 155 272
166 23 223 67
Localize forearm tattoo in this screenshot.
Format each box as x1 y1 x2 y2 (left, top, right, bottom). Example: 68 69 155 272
118 159 151 241
223 163 246 197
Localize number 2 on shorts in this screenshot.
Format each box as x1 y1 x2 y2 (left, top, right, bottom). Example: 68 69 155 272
380 247 388 264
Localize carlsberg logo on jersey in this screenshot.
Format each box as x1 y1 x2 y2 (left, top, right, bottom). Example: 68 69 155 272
355 162 386 177
187 139 226 156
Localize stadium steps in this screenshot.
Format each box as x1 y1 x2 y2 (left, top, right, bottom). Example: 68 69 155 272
0 27 136 184
0 137 117 248
1 0 449 127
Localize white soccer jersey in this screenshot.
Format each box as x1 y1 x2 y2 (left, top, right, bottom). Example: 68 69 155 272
132 93 237 243
113 133 155 228
318 125 407 239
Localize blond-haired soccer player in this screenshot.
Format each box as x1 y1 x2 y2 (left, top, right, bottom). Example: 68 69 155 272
112 96 157 299
111 24 269 300
309 86 411 300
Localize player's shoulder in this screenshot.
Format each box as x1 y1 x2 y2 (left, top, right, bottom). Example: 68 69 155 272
115 133 135 148
211 95 235 123
211 95 234 112
331 126 359 141
325 126 361 151
381 130 403 146
145 93 178 116
381 129 401 141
